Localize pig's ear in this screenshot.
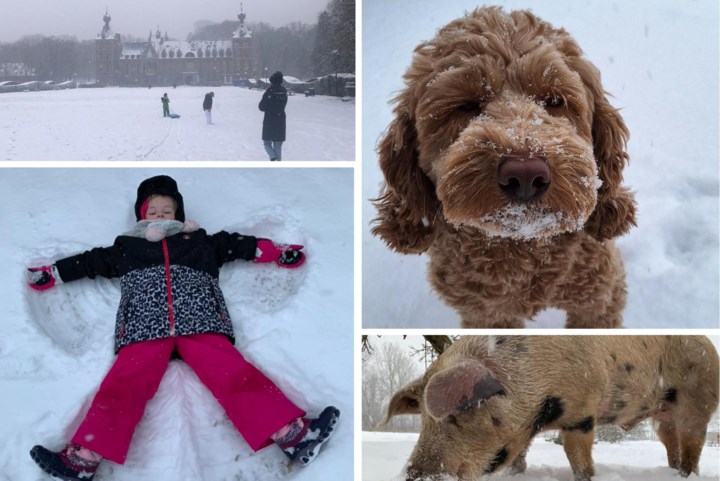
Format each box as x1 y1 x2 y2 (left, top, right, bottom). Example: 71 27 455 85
382 377 424 424
425 361 506 420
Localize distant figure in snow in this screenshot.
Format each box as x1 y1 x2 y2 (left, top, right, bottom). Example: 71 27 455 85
161 93 170 117
27 175 339 481
203 91 214 125
259 71 288 161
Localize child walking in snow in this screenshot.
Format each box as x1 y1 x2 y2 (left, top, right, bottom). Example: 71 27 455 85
161 93 170 117
27 175 339 481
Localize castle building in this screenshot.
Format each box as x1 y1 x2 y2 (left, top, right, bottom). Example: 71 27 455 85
95 9 255 86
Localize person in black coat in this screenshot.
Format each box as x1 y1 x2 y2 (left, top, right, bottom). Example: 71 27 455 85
259 71 288 161
203 91 214 125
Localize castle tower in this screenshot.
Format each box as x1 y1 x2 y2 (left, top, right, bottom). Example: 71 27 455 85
232 4 255 79
95 10 122 85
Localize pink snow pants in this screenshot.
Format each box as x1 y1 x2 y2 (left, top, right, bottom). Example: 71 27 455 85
71 333 305 464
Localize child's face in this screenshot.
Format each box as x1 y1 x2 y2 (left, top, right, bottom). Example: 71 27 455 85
145 195 176 220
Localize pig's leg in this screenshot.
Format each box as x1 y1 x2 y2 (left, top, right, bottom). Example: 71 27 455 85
654 419 680 469
507 447 528 475
561 430 595 481
655 391 710 476
678 424 706 477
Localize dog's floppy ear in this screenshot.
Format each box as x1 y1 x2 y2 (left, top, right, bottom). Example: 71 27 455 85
371 94 439 253
571 59 637 241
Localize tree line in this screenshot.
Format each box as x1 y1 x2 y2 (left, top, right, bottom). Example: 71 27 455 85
0 35 95 82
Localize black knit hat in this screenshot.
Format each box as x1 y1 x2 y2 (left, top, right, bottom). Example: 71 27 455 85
269 71 283 85
134 175 185 222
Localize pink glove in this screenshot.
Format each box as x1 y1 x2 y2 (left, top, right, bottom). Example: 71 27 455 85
254 239 306 268
27 265 60 291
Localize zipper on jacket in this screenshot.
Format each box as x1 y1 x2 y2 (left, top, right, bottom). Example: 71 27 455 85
161 239 176 336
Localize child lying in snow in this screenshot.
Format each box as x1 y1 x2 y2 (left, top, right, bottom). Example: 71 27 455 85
27 175 339 481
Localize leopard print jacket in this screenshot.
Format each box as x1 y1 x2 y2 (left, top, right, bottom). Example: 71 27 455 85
55 229 258 353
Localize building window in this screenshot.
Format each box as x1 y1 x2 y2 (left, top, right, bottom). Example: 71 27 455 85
176 49 182 58
212 48 217 57
169 50 174 58
198 50 203 58
161 50 167 58
219 49 224 57
226 48 232 57
185 52 195 58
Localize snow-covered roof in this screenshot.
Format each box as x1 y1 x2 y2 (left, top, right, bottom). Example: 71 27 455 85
232 27 252 39
233 12 252 39
160 40 232 53
282 76 306 84
114 39 235 59
121 47 145 56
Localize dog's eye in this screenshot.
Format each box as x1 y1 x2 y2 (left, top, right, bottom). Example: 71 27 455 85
457 101 482 112
545 96 565 108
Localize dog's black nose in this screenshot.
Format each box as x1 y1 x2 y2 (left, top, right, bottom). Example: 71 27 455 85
498 157 551 201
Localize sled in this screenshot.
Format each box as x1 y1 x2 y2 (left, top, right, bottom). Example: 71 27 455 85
169 113 181 119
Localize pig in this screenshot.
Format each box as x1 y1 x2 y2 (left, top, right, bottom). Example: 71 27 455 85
383 336 719 481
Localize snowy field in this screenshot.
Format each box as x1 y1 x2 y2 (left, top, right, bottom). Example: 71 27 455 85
0 169 353 481
0 86 355 160
361 0 720 328
363 432 720 481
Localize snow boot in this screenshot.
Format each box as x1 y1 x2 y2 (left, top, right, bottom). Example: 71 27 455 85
276 406 340 466
30 444 100 480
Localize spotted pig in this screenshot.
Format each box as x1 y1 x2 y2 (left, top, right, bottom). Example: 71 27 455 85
384 336 719 481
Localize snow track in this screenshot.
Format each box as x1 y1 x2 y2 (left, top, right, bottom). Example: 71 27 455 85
0 86 355 161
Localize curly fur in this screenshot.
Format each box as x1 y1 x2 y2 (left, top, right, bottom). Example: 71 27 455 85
372 7 636 328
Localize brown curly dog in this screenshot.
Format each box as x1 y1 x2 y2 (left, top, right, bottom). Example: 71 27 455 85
372 7 636 328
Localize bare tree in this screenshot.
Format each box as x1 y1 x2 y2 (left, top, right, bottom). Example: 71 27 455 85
312 0 355 77
362 342 422 432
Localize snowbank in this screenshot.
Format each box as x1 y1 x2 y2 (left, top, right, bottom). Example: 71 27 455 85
362 432 720 481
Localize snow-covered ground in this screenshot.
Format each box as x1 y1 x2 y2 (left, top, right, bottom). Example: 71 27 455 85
0 169 353 481
0 86 355 160
361 0 720 328
363 432 720 481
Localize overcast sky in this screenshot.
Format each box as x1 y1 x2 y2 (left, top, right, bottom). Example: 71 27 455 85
0 0 330 42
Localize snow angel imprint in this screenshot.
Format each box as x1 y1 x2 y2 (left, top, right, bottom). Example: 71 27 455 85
27 175 339 481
